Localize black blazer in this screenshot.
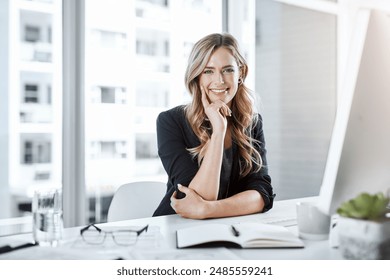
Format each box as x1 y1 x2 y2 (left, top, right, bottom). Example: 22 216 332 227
153 105 275 216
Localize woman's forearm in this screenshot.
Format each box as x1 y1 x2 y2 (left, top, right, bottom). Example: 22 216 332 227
188 133 225 201
203 190 264 218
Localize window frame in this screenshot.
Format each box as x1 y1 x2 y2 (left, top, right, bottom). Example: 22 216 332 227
62 0 86 227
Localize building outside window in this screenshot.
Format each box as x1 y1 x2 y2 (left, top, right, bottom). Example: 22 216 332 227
84 0 223 222
24 84 39 103
0 0 62 235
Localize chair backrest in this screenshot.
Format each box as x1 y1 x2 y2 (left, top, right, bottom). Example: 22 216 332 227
107 181 166 222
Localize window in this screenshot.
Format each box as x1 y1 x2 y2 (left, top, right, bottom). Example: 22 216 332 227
24 84 39 103
25 25 40 42
84 0 222 223
0 0 62 233
100 87 115 103
20 74 53 123
47 85 52 104
90 86 127 104
21 135 52 164
24 141 33 164
136 134 158 159
136 40 157 56
100 142 116 158
136 81 169 107
91 30 128 50
21 10 53 63
90 141 128 159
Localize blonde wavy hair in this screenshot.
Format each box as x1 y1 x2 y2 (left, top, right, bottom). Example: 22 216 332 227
184 33 262 177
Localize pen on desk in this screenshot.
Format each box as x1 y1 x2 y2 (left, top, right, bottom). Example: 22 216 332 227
0 242 38 254
231 225 240 237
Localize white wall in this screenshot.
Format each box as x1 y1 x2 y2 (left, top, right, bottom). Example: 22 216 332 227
255 0 337 200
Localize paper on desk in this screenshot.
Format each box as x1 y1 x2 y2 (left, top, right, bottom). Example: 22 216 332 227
65 225 162 259
0 226 162 260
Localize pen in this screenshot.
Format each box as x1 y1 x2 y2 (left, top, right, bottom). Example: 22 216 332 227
231 225 240 237
0 242 38 254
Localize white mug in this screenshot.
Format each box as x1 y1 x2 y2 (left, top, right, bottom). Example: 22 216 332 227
296 202 331 240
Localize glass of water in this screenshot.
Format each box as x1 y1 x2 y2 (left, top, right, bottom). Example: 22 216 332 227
32 189 63 246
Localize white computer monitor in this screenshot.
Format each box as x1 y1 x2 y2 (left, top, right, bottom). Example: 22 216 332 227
317 9 390 215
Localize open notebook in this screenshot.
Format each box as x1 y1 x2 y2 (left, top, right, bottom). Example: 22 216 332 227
176 222 304 249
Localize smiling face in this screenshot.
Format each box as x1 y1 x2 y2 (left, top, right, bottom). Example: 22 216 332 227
198 47 241 107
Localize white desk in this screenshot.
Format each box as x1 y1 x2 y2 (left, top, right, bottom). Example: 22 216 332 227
0 197 343 260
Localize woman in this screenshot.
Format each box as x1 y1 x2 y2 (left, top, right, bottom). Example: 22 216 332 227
153 33 274 219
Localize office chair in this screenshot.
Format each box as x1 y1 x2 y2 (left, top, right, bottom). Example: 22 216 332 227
107 181 166 222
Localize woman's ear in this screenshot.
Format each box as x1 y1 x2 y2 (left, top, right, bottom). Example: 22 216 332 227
237 65 243 84
239 65 245 80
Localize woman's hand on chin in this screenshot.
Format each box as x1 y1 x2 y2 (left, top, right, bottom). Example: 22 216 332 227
201 87 230 135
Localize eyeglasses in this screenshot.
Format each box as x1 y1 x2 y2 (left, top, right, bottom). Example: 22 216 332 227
80 224 149 246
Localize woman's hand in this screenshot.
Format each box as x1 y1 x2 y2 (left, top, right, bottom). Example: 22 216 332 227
201 87 231 135
170 184 210 219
